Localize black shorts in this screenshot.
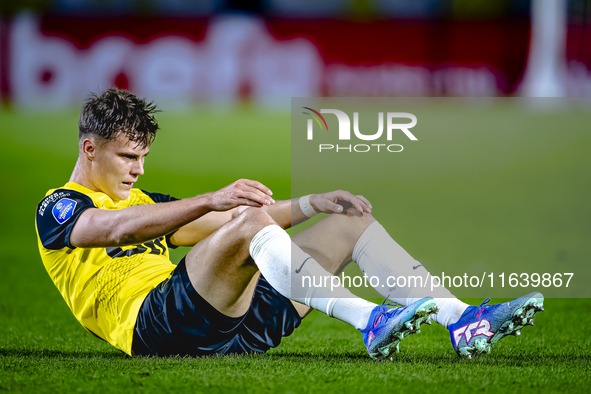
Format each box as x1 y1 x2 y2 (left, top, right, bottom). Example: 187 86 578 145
132 258 302 357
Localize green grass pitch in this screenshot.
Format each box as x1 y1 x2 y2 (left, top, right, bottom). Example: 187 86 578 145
0 106 590 392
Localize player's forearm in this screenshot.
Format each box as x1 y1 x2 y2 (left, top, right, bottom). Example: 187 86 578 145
112 196 214 245
72 194 214 247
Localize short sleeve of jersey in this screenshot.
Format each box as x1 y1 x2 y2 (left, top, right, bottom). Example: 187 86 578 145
140 189 180 248
140 190 178 204
36 189 96 250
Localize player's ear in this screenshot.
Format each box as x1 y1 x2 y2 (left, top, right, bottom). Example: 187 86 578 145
82 138 97 160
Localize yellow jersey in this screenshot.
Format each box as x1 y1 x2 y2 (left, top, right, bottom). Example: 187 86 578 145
35 181 177 355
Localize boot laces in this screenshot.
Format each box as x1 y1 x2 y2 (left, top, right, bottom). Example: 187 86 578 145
476 298 491 318
372 297 402 327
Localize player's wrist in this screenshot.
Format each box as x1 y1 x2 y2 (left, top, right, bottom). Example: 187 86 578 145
198 192 216 212
309 194 321 213
299 194 319 217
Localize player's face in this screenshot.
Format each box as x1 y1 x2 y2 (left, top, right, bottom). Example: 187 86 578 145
91 134 149 201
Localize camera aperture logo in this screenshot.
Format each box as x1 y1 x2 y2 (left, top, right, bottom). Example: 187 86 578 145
302 107 417 153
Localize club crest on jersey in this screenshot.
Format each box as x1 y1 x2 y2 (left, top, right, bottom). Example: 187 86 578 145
52 198 77 224
453 319 494 346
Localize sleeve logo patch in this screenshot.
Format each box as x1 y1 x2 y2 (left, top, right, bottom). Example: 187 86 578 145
52 198 77 224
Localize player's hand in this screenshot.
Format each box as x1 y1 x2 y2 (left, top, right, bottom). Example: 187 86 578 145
309 190 372 215
207 179 274 211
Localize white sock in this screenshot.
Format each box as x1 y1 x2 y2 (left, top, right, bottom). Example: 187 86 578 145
352 221 469 328
249 225 376 330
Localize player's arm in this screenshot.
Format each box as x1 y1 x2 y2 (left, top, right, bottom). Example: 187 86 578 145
167 191 372 247
262 191 372 228
164 189 372 247
168 209 236 247
70 179 273 248
166 198 311 247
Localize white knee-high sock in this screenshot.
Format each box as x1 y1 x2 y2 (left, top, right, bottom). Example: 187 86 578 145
249 225 376 330
352 221 469 328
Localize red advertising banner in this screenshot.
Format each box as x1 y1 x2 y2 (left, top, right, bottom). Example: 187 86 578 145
0 13 589 108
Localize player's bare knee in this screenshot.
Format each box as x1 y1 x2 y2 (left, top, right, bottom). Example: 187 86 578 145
234 207 276 241
350 212 375 237
238 207 275 225
334 208 375 227
324 209 375 243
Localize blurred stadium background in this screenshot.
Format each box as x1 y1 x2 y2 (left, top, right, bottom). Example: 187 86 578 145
1 0 591 392
1 0 591 110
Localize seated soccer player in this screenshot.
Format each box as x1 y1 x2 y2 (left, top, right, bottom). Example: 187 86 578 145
35 89 544 360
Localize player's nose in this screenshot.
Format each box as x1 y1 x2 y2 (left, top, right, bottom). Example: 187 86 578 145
131 161 144 176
